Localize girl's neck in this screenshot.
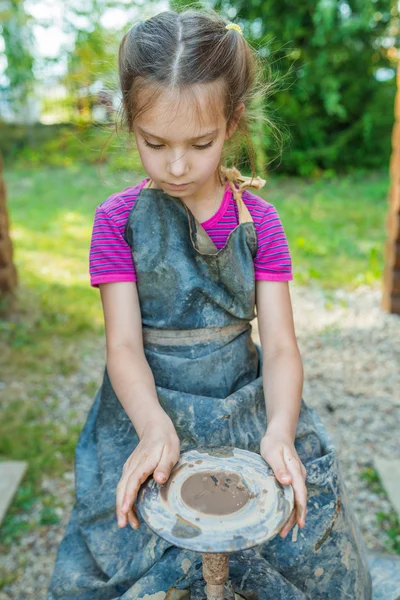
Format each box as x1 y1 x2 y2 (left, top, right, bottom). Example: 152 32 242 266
182 177 225 219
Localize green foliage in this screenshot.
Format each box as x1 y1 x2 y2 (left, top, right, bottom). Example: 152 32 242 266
62 23 119 122
2 1 398 175
0 122 143 171
190 0 398 174
0 0 35 93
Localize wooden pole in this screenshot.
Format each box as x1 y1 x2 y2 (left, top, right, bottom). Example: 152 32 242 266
0 153 18 294
382 64 400 314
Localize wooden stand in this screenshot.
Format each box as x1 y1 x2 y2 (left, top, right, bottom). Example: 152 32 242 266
382 65 400 314
0 154 18 294
202 553 230 600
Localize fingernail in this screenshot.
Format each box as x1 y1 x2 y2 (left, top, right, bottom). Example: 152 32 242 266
118 517 124 527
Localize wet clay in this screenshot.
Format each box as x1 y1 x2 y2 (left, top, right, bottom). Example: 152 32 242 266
202 447 235 458
171 515 202 539
160 463 185 502
181 471 251 515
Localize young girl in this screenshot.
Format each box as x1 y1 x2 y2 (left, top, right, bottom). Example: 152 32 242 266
48 9 372 600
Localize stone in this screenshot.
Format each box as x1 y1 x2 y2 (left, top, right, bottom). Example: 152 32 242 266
368 552 400 600
0 461 27 525
373 456 400 517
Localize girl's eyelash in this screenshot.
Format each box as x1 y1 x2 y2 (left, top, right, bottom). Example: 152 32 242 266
143 140 213 150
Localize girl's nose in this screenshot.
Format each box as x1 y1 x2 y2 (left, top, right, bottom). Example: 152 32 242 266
166 151 190 178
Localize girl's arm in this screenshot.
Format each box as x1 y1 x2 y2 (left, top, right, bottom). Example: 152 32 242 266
99 281 180 530
100 280 169 437
255 280 307 536
256 280 303 438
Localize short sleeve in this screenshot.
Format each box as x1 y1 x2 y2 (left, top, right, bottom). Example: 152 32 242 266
89 205 136 287
253 205 293 281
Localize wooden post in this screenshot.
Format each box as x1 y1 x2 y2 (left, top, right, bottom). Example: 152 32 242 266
382 65 400 314
0 153 18 294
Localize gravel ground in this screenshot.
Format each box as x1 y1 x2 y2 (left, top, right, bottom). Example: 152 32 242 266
1 283 399 599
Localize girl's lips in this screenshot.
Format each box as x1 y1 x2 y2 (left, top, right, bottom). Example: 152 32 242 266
167 182 190 189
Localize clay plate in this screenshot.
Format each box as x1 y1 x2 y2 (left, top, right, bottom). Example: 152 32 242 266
136 446 294 553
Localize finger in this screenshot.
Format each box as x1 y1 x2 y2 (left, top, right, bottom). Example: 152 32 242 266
266 447 292 485
279 508 297 538
116 475 130 527
116 445 163 528
121 468 151 517
283 449 307 527
117 449 157 520
288 474 307 527
117 462 148 528
127 507 140 529
154 445 178 484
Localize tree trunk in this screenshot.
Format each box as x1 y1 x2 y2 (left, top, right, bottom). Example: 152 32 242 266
0 153 18 294
382 65 400 314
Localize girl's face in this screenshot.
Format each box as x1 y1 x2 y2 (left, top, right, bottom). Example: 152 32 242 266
132 82 243 199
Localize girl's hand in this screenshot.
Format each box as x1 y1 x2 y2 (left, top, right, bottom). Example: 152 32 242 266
116 416 180 529
260 430 307 538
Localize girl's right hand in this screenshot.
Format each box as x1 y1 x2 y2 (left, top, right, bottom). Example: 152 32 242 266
116 415 180 529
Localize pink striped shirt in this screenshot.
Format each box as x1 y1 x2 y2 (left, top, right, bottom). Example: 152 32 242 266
89 177 293 287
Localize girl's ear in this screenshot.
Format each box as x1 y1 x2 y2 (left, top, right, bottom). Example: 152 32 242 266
225 103 245 139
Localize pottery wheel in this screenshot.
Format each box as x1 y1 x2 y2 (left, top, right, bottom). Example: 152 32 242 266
136 446 294 553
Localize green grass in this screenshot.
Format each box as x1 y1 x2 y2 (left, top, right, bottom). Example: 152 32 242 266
265 168 389 289
360 467 400 555
0 393 81 549
0 163 391 553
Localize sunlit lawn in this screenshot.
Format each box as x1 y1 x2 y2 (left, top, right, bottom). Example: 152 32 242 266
0 162 391 551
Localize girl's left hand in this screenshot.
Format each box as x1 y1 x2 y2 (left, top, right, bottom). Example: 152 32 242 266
260 430 307 538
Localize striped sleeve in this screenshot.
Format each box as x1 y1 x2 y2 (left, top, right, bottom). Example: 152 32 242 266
89 204 136 288
253 204 293 281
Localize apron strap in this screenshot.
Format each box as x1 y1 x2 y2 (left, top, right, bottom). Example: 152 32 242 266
143 178 158 190
220 166 266 225
143 167 267 226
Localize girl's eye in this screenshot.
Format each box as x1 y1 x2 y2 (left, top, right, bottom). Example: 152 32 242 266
194 141 213 150
144 141 164 150
143 140 213 150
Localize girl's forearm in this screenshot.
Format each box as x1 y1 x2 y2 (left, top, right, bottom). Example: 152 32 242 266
262 348 304 441
106 345 171 438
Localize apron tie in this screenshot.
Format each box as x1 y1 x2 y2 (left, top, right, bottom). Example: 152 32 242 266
219 165 266 205
142 322 251 346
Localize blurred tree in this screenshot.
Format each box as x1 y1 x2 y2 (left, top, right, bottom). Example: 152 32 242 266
63 23 118 122
0 152 17 293
60 0 124 122
0 0 35 120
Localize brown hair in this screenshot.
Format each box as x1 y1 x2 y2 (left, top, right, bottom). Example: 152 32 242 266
116 7 286 181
